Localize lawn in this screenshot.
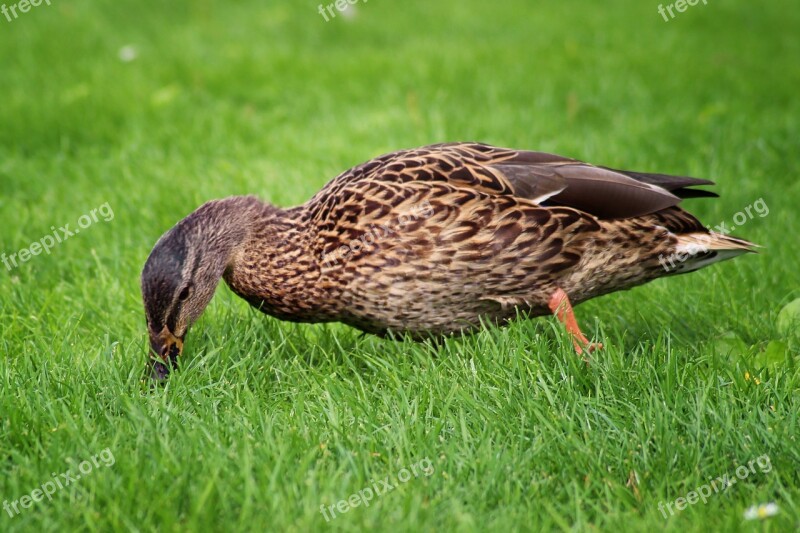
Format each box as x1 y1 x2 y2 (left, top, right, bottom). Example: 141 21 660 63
1 0 799 531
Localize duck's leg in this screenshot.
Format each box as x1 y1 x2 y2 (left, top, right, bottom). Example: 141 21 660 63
547 288 603 356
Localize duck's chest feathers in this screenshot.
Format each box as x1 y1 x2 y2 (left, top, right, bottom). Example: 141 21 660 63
222 220 339 323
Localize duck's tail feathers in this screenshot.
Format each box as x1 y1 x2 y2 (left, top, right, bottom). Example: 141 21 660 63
663 232 758 274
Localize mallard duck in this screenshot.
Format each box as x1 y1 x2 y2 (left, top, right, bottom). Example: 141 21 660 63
141 142 755 379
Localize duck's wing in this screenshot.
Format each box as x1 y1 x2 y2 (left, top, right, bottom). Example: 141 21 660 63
312 142 716 220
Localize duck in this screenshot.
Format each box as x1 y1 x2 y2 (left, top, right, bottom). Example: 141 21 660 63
141 142 756 379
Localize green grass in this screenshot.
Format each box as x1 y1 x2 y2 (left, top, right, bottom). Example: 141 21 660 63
1 0 799 531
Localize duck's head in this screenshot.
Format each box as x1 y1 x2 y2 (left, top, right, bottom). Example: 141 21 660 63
141 198 256 381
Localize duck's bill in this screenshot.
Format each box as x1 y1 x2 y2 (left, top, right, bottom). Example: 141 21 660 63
148 327 184 381
150 359 172 381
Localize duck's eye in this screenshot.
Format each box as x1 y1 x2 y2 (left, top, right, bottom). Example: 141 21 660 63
178 285 192 301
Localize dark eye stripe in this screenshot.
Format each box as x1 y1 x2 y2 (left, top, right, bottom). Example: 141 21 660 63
164 249 202 331
165 305 180 332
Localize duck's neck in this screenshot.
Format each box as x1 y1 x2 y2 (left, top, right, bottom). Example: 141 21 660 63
219 199 337 323
183 196 266 273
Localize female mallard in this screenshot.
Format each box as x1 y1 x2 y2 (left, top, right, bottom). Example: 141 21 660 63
142 142 755 379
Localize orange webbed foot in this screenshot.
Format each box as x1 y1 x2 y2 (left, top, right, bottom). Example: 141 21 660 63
547 288 603 362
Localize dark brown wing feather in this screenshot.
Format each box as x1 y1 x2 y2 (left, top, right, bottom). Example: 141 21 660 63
487 163 567 202
494 160 681 219
547 165 681 219
603 168 714 190
601 167 718 199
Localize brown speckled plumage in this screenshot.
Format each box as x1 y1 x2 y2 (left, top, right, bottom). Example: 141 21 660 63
141 142 756 377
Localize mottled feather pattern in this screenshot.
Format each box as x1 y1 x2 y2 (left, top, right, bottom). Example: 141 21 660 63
211 142 755 339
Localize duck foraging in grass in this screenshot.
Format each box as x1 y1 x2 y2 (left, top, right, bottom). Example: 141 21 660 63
141 142 756 379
